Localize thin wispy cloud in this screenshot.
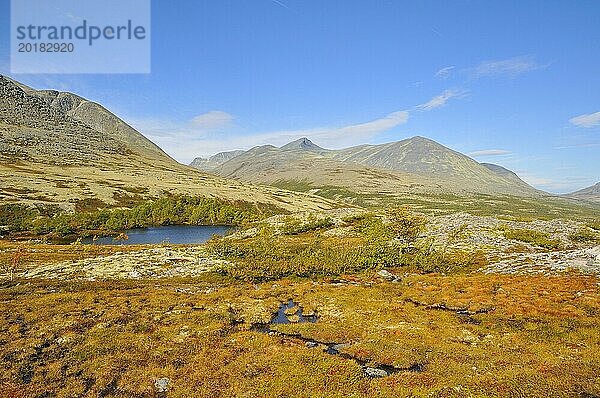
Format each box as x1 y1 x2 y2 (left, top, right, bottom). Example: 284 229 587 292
133 89 464 162
223 110 411 152
130 110 235 140
519 173 595 194
324 110 409 138
569 111 600 128
435 66 455 79
468 149 512 157
129 117 187 138
191 111 234 130
416 89 467 111
554 142 600 150
469 56 546 78
133 110 410 161
270 0 292 11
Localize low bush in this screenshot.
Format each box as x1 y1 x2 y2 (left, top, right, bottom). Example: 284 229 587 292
207 234 377 280
586 221 600 231
207 209 480 280
386 206 427 244
0 196 272 237
503 228 562 250
279 215 333 235
569 228 600 243
0 204 38 232
409 244 488 274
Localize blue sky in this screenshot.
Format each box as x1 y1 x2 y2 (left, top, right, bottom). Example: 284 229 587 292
1 0 599 193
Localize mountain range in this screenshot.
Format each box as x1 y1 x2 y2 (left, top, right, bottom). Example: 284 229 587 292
0 75 332 212
566 182 600 203
191 137 541 197
1 75 597 211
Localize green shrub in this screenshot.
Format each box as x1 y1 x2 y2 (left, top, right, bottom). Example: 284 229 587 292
1 195 273 237
207 209 477 281
205 237 252 258
410 245 487 274
386 207 427 244
358 215 393 244
0 204 37 231
340 212 370 224
586 222 600 231
279 215 334 235
503 228 562 250
207 232 396 280
569 228 600 243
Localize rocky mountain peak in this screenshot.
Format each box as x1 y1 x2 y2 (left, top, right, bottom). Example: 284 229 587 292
280 137 324 152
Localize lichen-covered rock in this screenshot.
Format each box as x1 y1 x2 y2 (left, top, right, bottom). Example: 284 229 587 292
377 269 401 282
16 246 231 280
364 367 388 378
154 378 170 393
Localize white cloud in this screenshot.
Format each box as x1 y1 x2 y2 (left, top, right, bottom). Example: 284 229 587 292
133 110 410 162
129 110 235 144
468 149 512 157
435 66 455 79
554 142 600 150
271 0 292 10
569 111 600 128
225 110 411 151
470 56 545 78
191 110 234 130
519 173 594 194
132 89 465 162
417 89 466 111
326 110 409 138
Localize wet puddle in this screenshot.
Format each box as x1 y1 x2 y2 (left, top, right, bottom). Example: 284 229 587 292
271 299 318 324
252 300 424 378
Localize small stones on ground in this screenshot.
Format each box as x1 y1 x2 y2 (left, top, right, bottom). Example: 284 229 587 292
154 377 170 393
326 343 349 355
377 269 401 282
364 367 388 378
483 245 600 275
128 270 141 279
457 329 479 345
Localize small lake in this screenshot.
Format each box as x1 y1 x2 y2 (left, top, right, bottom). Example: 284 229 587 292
82 225 232 245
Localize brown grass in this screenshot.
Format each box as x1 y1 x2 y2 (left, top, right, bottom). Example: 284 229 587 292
0 272 598 397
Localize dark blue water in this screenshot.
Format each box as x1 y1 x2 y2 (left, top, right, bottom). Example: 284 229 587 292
271 299 318 324
82 225 232 245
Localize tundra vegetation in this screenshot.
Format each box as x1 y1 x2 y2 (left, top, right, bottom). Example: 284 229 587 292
0 196 599 397
2 70 599 396
206 209 486 280
502 228 563 250
0 273 598 397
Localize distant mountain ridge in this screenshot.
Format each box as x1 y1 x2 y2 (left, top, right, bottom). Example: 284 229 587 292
566 182 600 203
190 138 329 173
191 150 245 171
191 137 541 197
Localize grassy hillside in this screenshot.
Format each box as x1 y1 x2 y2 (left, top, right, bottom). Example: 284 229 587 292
0 76 333 214
205 137 541 198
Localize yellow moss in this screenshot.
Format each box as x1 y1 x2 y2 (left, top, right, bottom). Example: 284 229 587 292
0 273 599 396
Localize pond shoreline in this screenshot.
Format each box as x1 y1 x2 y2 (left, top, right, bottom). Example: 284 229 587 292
1 224 234 245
